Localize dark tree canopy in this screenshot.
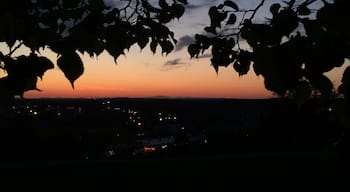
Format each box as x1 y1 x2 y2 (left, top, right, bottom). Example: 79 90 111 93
189 0 350 104
0 0 187 105
0 0 349 107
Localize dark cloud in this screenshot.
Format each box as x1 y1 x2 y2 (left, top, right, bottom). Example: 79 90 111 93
186 0 220 9
161 58 188 71
164 58 186 66
175 35 195 52
185 3 205 10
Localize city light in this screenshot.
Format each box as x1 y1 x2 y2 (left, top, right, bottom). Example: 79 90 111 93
144 146 156 152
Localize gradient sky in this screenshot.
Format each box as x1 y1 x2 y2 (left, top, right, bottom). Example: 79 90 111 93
0 0 347 99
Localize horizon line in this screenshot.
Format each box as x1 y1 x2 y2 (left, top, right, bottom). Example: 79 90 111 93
19 96 278 100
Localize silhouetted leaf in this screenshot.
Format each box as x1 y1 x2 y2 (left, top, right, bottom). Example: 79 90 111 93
57 52 84 88
35 56 55 79
224 1 239 11
208 6 224 28
6 37 16 49
172 4 185 19
227 14 237 25
94 41 105 57
158 11 172 23
150 40 158 54
233 51 251 76
133 24 150 50
159 0 169 9
105 24 130 61
272 8 298 36
137 36 149 50
270 3 281 15
188 44 200 58
212 63 219 74
160 40 174 55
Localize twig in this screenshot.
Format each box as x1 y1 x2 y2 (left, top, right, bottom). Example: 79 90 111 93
7 41 24 56
249 0 265 20
127 0 140 22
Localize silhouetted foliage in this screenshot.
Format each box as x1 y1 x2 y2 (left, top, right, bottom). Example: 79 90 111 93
0 0 187 105
189 0 350 104
1 0 348 105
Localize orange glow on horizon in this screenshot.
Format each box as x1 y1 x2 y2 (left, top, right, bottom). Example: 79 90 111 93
22 48 274 99
3 45 346 99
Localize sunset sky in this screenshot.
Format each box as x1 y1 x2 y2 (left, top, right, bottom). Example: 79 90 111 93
0 0 347 99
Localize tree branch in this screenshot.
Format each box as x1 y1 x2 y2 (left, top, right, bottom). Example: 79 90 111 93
7 41 24 57
249 0 265 20
303 0 318 6
127 0 140 22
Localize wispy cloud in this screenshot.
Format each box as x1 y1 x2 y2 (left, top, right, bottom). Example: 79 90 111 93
186 0 220 10
164 58 186 66
175 35 195 52
185 3 205 10
161 58 188 71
